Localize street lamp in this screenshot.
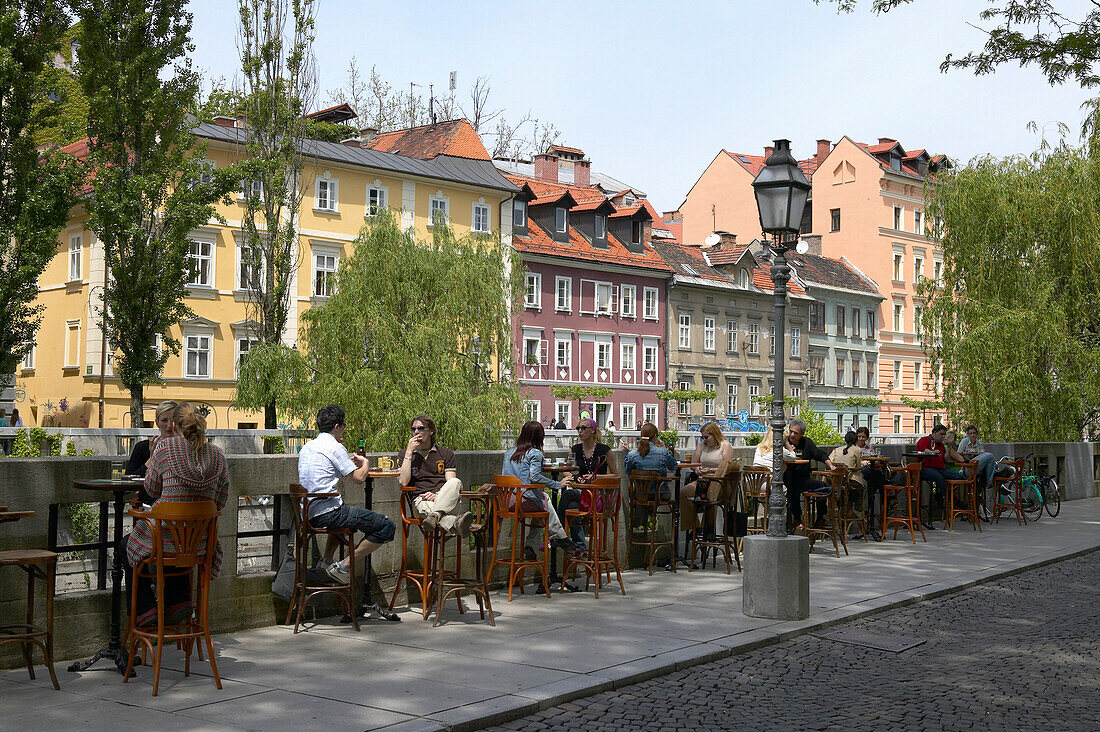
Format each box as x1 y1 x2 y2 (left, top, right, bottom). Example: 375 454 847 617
742 139 812 620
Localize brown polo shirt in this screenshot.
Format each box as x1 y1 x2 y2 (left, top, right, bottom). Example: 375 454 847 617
396 444 456 496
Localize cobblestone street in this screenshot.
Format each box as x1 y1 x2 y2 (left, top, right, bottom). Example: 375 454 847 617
490 553 1100 731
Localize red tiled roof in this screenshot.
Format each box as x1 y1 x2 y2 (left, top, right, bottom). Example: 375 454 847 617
364 119 490 161
610 203 649 219
505 173 606 206
530 190 575 207
704 244 749 266
725 150 819 180
653 240 807 296
513 218 671 274
549 144 584 155
787 252 880 296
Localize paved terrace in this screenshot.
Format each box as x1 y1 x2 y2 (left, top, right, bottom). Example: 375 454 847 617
3 497 1098 732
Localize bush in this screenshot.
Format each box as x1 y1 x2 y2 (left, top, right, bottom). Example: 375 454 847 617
658 429 678 451
745 432 764 446
262 435 286 454
65 440 77 456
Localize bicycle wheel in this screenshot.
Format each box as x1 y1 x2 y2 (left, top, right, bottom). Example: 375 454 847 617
1022 482 1043 522
1044 479 1061 518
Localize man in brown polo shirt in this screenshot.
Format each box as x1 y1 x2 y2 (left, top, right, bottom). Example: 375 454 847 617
396 414 474 536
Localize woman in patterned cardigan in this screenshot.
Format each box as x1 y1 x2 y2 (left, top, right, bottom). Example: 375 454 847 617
122 402 230 626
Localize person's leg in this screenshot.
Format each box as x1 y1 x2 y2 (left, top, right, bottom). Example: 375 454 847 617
430 477 464 532
786 473 804 528
920 468 946 523
977 452 996 486
315 506 396 572
557 487 585 548
163 569 192 607
679 480 701 533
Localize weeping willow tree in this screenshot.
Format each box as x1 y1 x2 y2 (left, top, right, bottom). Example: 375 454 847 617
920 133 1100 441
235 209 524 449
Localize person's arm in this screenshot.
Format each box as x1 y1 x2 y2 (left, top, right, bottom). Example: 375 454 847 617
664 448 678 474
443 447 458 484
808 438 834 469
144 442 164 501
604 449 617 476
125 440 149 476
525 450 560 491
346 453 371 483
332 446 366 485
397 437 417 487
719 441 735 463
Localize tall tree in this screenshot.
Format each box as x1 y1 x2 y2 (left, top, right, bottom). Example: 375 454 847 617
234 210 523 449
0 1 81 377
74 0 237 426
236 0 317 429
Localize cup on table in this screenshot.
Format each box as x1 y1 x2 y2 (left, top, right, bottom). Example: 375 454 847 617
111 460 124 480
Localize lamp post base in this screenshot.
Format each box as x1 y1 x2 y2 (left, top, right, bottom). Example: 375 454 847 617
741 535 810 620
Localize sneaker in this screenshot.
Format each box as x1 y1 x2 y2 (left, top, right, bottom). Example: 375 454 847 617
420 511 441 532
325 561 351 585
455 511 475 538
551 536 575 552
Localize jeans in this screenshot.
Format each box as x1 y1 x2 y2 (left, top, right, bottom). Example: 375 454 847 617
784 474 827 526
556 487 586 548
313 503 396 544
921 467 964 521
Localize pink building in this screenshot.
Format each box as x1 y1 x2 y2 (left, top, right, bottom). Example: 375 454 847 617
500 152 673 430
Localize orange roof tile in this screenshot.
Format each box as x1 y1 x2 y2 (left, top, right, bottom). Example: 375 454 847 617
549 144 584 155
513 217 671 274
363 119 490 161
653 240 807 296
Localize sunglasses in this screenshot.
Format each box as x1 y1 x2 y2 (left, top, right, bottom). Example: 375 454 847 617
411 426 428 432
576 425 590 431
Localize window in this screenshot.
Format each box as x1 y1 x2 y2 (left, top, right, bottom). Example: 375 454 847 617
596 282 614 314
914 210 922 234
893 360 902 388
914 305 924 335
21 341 35 371
472 203 491 233
704 317 715 351
555 207 568 233
556 339 571 368
851 359 860 388
513 199 528 228
594 214 607 239
893 206 902 230
750 382 763 415
367 186 387 216
851 308 860 337
913 414 922 434
867 309 877 338
678 313 691 348
596 342 611 370
893 302 903 332
429 196 449 226
631 220 643 245
643 404 658 425
196 158 215 186
236 336 258 378
836 305 846 336
913 362 923 390
748 323 760 354
523 337 543 366
727 320 737 352
703 383 716 416
240 178 264 201
913 256 924 284
315 176 338 212
188 238 213 286
790 326 801 357
893 252 903 282
893 414 902 433
523 401 540 423
525 272 541 309
737 269 751 288
867 360 875 388
789 384 801 415
314 252 337 297
677 380 691 415
769 324 776 356
185 334 211 378
830 208 841 232
643 344 657 372
68 234 82 281
836 356 845 387
809 355 825 385
621 341 635 371
64 319 80 367
556 402 572 426
837 414 845 432
555 277 571 311
809 302 825 332
238 241 262 291
620 285 636 318
643 287 659 320
620 403 635 429
727 382 738 414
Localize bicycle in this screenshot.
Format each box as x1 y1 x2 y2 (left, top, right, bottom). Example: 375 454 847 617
1021 454 1061 519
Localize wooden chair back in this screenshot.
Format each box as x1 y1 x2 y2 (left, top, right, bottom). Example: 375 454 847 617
627 470 674 508
138 501 220 570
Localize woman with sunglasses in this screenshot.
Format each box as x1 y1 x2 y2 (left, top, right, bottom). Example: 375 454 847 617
557 418 617 550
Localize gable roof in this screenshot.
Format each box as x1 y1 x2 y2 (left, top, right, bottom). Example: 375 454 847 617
652 240 808 297
363 119 491 161
305 103 358 125
724 150 820 181
787 251 882 297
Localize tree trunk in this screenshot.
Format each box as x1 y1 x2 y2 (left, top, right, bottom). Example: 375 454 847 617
265 400 277 430
129 385 144 428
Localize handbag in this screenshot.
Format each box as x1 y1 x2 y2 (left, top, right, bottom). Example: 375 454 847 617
575 454 608 512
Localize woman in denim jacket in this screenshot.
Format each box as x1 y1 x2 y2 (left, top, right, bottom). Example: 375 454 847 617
625 423 678 529
501 421 576 560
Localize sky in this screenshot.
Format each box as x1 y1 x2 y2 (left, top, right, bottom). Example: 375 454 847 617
187 0 1092 213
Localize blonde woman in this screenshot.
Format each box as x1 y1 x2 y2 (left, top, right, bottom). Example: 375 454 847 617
753 428 796 469
680 422 735 535
125 400 178 477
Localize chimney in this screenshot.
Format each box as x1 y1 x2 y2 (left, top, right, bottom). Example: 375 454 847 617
234 114 250 130
802 234 822 256
573 159 591 187
708 231 736 249
816 139 831 162
764 145 774 161
878 137 896 145
212 115 236 127
533 153 558 183
359 127 378 145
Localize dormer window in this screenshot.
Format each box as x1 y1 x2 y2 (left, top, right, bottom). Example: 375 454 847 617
890 153 902 171
513 200 528 229
631 220 643 245
555 207 568 233
594 214 606 240
737 269 750 288
623 194 636 206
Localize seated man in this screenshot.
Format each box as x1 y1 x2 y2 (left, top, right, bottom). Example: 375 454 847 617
298 405 396 588
397 415 474 537
914 423 966 529
782 418 835 531
957 424 997 490
855 427 885 541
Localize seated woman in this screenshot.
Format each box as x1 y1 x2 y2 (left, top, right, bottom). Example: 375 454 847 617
125 400 178 478
829 431 872 537
624 423 678 530
957 424 997 488
855 427 885 539
122 403 229 627
680 421 736 539
558 418 617 550
501 421 578 560
752 427 796 469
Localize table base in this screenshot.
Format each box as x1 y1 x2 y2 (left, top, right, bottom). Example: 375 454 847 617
68 645 131 675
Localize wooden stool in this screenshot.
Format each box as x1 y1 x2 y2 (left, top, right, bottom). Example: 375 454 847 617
390 485 441 618
286 485 359 633
805 468 846 557
686 472 743 573
835 468 869 541
627 470 678 575
883 462 925 543
992 458 1027 525
562 476 625 597
741 467 771 536
0 549 59 690
432 487 496 627
489 476 552 601
946 460 982 532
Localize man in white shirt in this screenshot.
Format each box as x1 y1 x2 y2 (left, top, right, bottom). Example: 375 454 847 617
298 405 395 586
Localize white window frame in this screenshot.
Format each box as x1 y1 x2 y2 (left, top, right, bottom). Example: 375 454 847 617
913 414 923 434
643 404 658 425
913 255 924 285
749 382 762 416
555 338 571 369
770 324 776 356
366 185 388 217
513 199 528 228
239 178 264 202
555 402 572 426
595 282 616 315
21 340 35 371
703 316 716 351
893 205 903 230
893 252 904 283
894 359 902 387
236 236 264 292
235 334 259 378
472 202 491 233
596 341 612 370
555 276 571 312
933 259 943 285
313 247 339 298
620 284 637 318
187 235 215 288
631 219 643 245
522 335 547 367
643 287 659 320
727 382 738 415
620 403 635 430
184 332 212 379
867 359 876 388
594 214 607 239
555 207 568 233
851 358 861 388
868 309 877 337
836 355 846 387
429 195 450 227
620 341 636 371
523 400 541 424
789 384 802 415
64 319 80 368
525 272 542 309
315 174 339 213
748 322 760 354
726 320 738 352
643 343 658 372
790 326 801 357
703 382 716 417
893 302 904 332
677 380 691 415
914 210 922 235
68 234 82 282
678 313 691 349
893 414 902 433
914 361 923 390
197 158 215 186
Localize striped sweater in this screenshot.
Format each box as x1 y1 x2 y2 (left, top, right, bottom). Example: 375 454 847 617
126 435 230 578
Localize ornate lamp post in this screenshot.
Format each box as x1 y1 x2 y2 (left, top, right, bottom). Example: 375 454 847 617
742 139 812 620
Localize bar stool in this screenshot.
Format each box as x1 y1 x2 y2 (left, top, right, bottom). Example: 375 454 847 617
0 548 59 689
835 467 869 541
685 471 743 573
562 476 625 597
883 462 926 543
741 467 771 536
432 486 496 627
627 470 678 575
946 460 982 532
805 468 846 557
390 485 441 618
992 458 1027 525
489 475 551 601
285 484 359 632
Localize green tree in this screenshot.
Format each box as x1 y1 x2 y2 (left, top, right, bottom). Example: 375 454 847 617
920 142 1100 440
830 396 883 429
550 385 614 424
0 2 82 377
236 0 317 429
234 210 523 450
821 1 1100 88
73 0 239 426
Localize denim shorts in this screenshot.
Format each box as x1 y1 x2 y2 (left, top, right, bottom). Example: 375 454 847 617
313 504 395 544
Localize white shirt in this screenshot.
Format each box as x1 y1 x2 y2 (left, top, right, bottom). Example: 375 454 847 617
297 431 356 518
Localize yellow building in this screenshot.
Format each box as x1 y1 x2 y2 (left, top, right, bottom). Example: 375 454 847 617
15 118 519 428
